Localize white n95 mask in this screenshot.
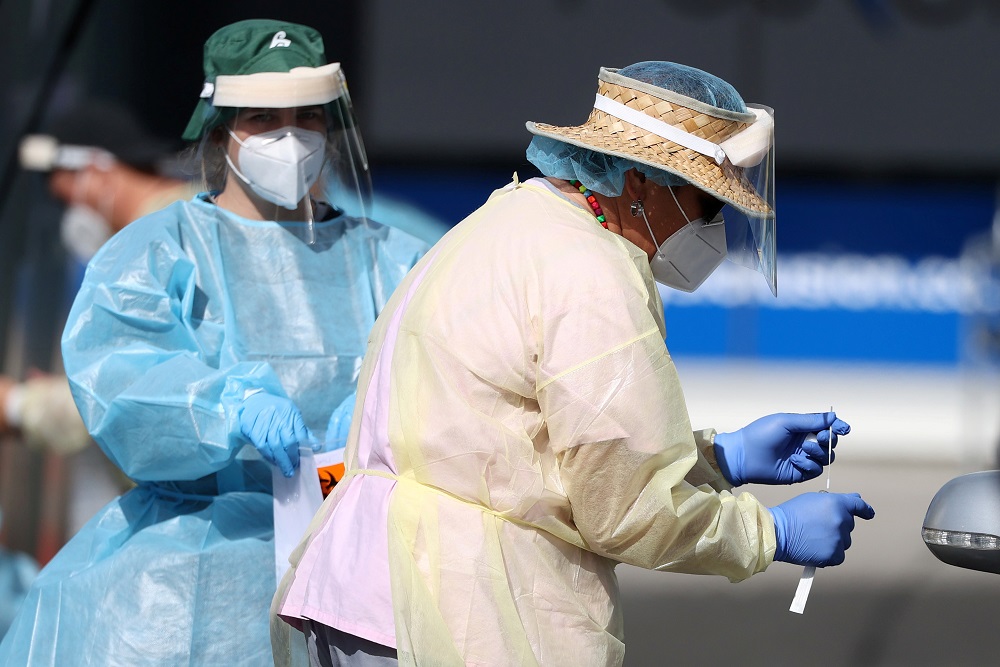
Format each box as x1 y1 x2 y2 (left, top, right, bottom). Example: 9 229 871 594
226 126 327 210
640 187 728 292
61 204 112 264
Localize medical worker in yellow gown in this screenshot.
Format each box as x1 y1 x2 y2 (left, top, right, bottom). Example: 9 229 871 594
274 61 875 667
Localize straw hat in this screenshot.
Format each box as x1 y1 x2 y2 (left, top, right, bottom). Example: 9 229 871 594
526 67 772 216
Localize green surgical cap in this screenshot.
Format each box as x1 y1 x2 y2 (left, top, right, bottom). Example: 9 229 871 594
182 19 329 141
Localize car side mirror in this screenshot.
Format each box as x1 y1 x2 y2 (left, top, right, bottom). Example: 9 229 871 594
922 470 1000 574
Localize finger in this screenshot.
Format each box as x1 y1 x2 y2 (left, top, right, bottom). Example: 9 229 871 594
286 442 301 472
272 444 295 478
832 418 851 435
800 437 828 459
790 455 822 479
283 408 311 445
295 423 321 452
776 412 837 434
841 493 876 520
802 450 836 469
276 422 302 473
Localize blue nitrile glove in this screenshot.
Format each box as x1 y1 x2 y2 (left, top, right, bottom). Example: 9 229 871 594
770 492 875 567
713 412 850 486
324 391 356 451
239 392 317 477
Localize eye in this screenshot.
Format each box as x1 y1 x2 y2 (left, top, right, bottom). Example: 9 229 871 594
296 107 327 129
239 110 275 125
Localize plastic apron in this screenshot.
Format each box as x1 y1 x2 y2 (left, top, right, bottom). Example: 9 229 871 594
0 196 426 666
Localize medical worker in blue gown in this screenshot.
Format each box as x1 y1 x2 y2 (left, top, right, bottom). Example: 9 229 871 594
0 19 428 666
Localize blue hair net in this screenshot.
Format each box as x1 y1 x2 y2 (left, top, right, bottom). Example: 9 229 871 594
526 136 685 197
618 62 746 114
526 61 747 197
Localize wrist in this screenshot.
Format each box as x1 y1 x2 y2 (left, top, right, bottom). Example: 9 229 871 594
768 505 788 562
713 431 745 487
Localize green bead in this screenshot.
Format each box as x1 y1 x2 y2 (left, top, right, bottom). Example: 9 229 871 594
596 215 606 222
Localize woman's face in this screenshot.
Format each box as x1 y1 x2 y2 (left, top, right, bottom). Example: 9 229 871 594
228 105 328 142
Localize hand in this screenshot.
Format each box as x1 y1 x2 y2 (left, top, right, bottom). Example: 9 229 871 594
770 492 875 567
714 412 849 486
325 391 356 450
239 393 317 477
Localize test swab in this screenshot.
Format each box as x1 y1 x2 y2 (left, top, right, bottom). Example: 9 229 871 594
826 406 833 491
789 407 834 615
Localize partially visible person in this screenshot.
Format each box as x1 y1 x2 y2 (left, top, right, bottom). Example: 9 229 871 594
273 61 874 667
4 98 200 458
0 373 90 456
19 97 196 265
1 99 194 563
0 19 427 666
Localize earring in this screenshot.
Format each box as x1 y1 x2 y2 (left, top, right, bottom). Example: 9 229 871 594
630 200 644 217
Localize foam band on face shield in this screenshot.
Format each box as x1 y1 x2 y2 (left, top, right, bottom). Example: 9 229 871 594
211 62 345 108
592 95 772 168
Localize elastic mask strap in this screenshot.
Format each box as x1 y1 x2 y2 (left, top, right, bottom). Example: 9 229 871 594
223 128 256 187
227 127 248 148
223 151 253 189
666 185 694 226
639 204 660 253
641 186 694 255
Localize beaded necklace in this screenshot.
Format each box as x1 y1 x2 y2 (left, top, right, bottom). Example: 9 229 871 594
569 179 608 229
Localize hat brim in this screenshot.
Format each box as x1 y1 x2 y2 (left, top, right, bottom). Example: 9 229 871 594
526 111 772 218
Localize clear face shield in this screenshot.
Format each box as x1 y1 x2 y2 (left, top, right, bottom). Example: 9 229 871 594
715 104 776 296
200 63 372 244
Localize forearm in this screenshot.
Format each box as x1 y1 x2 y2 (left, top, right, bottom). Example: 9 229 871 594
562 441 775 582
71 353 283 481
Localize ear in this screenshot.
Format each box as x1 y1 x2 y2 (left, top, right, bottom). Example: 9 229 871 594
209 124 228 148
623 168 648 201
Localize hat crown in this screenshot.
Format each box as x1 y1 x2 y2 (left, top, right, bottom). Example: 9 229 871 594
202 19 327 82
594 79 749 147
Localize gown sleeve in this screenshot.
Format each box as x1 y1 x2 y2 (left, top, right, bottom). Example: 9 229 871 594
536 239 775 582
60 209 285 482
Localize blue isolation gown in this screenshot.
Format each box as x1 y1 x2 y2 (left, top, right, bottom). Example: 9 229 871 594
0 510 38 640
0 195 428 666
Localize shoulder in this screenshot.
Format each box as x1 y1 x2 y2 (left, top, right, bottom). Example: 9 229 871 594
344 215 432 259
86 198 202 280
